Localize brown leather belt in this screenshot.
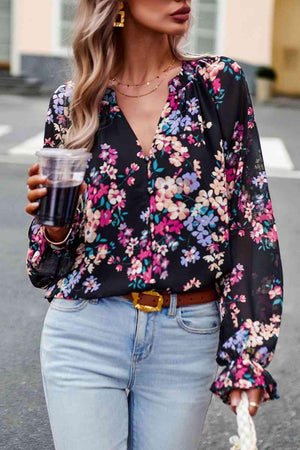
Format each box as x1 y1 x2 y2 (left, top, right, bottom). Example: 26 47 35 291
122 285 218 312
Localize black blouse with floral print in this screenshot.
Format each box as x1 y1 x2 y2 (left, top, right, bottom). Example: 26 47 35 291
26 55 284 405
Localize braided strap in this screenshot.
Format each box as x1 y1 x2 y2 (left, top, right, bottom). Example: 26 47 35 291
229 391 258 450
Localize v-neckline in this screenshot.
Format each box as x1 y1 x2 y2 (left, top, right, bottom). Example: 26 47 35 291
107 59 186 159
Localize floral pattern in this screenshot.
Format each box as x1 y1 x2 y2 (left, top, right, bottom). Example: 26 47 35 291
26 55 284 405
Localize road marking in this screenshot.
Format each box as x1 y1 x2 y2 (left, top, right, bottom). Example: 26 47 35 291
266 169 300 179
260 137 294 170
0 124 12 137
8 132 44 156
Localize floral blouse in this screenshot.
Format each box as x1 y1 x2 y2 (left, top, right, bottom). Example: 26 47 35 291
26 55 284 406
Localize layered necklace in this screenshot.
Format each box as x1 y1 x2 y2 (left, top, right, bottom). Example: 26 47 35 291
109 57 177 98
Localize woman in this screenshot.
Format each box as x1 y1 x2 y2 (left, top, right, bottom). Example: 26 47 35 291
25 1 284 449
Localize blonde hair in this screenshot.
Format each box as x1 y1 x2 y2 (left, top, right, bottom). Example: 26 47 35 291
66 0 208 151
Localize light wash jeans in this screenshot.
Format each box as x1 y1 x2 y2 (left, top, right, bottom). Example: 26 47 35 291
40 293 221 450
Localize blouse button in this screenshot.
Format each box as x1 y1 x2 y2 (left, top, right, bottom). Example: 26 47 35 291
147 186 154 194
144 155 150 161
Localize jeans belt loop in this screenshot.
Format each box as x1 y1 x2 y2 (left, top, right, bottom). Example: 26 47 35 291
168 293 177 318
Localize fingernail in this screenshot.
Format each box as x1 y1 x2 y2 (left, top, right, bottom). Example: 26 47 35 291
32 202 39 208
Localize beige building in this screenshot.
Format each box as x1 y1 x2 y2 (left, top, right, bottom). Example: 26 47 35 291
1 0 299 95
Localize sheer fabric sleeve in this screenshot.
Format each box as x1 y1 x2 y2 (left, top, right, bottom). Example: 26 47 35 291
207 57 284 405
26 83 85 291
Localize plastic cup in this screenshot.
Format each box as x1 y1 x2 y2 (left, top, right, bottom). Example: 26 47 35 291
35 147 91 227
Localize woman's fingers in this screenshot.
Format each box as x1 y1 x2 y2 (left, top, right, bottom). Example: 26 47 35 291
230 388 263 416
27 186 47 203
25 202 40 216
27 174 47 190
229 389 242 415
247 387 263 417
28 162 39 177
80 182 87 195
25 164 48 217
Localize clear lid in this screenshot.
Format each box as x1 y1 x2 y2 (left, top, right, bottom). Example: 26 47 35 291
35 147 92 160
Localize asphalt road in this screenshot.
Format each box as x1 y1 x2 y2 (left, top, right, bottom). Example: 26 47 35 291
0 93 299 449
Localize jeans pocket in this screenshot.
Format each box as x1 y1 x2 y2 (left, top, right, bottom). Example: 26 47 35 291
49 297 90 312
176 300 221 334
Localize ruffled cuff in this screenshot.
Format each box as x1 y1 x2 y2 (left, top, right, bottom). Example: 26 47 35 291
210 354 279 405
26 218 80 289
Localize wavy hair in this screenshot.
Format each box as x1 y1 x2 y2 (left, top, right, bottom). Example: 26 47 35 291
66 0 207 151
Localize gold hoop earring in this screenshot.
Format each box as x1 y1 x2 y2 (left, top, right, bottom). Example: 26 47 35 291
113 1 125 27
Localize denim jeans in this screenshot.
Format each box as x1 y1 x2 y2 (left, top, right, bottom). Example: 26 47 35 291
40 293 221 450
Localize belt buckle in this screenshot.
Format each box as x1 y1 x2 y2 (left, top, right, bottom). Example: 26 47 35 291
131 290 164 312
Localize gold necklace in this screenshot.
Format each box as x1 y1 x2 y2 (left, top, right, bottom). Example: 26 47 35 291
112 59 182 98
113 76 165 98
110 57 176 88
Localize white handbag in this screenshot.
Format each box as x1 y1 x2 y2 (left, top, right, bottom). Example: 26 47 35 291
229 391 258 450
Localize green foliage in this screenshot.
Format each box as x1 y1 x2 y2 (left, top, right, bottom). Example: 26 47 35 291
256 66 277 80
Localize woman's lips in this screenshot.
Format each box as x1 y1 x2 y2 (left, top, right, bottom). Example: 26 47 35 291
171 12 190 21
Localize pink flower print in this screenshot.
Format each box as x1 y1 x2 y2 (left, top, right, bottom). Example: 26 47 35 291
94 183 109 203
31 250 41 266
212 77 221 94
118 225 134 247
108 185 126 207
231 61 241 73
44 137 55 147
82 275 101 293
254 375 265 386
99 145 110 160
155 216 171 236
169 95 179 110
155 176 178 198
250 221 264 243
225 167 236 183
235 365 248 380
155 193 173 212
269 285 283 300
267 225 278 243
169 152 185 167
127 257 143 280
236 379 253 389
116 264 123 272
94 243 108 265
127 176 135 186
107 147 118 165
142 266 155 284
138 248 152 260
168 200 189 221
183 277 202 291
187 135 195 144
107 166 117 179
99 209 112 227
130 162 139 172
213 379 224 390
199 60 225 82
230 263 244 285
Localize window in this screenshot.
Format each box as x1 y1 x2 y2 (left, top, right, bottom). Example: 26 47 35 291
0 0 11 62
188 0 218 54
60 0 77 48
53 0 77 54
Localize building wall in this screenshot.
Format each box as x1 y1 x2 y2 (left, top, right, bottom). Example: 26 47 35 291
223 0 275 66
272 0 300 96
18 0 52 55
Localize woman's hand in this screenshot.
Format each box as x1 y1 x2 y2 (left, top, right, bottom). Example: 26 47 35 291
230 387 264 416
25 162 86 243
